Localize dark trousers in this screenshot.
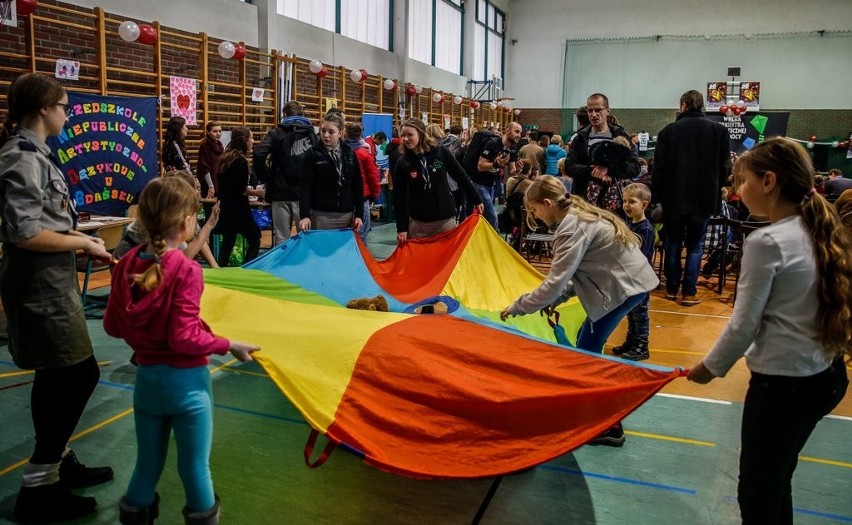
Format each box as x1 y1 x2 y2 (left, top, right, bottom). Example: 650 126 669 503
30 355 100 464
625 292 650 343
664 215 709 296
738 357 848 525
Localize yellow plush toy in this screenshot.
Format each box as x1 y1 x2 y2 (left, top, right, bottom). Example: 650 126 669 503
346 294 389 312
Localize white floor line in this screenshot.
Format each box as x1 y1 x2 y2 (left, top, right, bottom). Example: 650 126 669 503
826 414 852 422
655 393 732 405
649 309 732 320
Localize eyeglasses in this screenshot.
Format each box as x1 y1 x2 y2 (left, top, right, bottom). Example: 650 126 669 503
54 103 72 117
586 107 608 114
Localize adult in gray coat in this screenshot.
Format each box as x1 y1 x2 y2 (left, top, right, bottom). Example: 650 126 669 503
653 90 731 306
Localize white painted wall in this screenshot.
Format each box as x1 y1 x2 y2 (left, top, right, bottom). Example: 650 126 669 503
69 0 259 46
505 0 852 108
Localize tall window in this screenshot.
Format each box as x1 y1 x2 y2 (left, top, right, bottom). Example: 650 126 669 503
473 0 504 84
278 0 391 51
408 0 463 75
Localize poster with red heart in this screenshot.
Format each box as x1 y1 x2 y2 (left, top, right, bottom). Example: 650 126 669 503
169 76 197 125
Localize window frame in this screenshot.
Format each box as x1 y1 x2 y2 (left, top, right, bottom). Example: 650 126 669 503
474 0 505 83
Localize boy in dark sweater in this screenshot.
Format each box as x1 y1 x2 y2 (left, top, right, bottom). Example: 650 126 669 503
612 183 655 361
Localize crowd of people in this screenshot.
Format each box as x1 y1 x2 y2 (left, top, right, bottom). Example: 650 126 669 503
1 72 850 524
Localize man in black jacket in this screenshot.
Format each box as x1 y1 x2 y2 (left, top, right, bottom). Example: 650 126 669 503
253 100 319 244
653 90 731 306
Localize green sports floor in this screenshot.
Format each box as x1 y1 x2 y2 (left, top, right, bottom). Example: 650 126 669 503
1 222 850 524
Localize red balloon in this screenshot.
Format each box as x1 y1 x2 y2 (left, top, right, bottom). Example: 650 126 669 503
233 43 246 61
137 24 158 46
809 135 817 142
359 69 368 82
316 66 328 79
16 0 37 16
405 85 416 96
719 106 728 115
470 100 480 109
731 107 741 116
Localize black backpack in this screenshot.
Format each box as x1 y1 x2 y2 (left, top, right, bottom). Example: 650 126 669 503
462 130 499 175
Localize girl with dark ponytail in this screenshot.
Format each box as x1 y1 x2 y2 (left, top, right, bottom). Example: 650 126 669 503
0 73 114 522
688 137 851 524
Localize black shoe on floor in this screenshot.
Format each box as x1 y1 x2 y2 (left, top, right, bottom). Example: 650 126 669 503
611 341 630 356
588 424 626 447
59 450 114 488
621 346 650 361
13 483 97 523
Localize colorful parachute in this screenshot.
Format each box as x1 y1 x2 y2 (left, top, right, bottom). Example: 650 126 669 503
201 216 684 479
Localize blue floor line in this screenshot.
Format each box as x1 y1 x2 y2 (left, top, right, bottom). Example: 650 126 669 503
213 402 308 426
537 464 697 495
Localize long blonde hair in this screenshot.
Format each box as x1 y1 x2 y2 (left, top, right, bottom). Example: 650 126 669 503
133 177 199 291
735 137 852 359
523 175 639 247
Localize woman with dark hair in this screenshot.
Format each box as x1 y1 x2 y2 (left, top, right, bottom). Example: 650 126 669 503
196 121 223 199
0 73 113 522
212 126 264 267
393 118 483 242
299 112 364 231
162 116 191 173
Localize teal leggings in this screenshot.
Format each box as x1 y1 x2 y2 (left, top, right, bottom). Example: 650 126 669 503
125 364 215 512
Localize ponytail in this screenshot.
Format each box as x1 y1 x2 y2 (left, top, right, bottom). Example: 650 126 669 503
798 193 852 360
132 234 168 292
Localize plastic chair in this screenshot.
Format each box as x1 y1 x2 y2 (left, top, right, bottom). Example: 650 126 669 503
76 223 125 305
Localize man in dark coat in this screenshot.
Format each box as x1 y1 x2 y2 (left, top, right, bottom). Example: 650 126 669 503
653 90 731 306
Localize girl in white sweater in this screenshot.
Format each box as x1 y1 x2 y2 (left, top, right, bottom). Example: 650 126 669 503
688 137 851 524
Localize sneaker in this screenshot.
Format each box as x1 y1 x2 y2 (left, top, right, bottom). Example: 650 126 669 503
588 424 625 447
14 483 97 523
681 295 701 306
665 292 678 301
59 450 114 488
621 346 650 361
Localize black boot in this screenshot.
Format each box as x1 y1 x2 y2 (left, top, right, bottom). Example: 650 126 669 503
59 450 114 488
183 496 220 525
622 338 650 361
611 330 635 355
119 493 160 525
13 482 97 523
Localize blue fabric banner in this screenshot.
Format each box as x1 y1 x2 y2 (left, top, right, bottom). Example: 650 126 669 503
48 92 158 215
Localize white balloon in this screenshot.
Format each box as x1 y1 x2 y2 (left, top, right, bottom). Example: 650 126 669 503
489 102 497 110
118 21 140 43
383 78 395 90
453 95 463 105
432 92 443 103
309 60 323 74
350 70 362 82
806 141 814 149
513 109 521 115
414 85 423 94
218 41 236 59
736 100 747 108
832 141 840 148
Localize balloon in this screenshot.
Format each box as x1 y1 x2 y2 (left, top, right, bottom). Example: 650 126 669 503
719 106 728 115
118 21 140 42
359 69 368 82
350 70 363 82
233 43 245 61
316 66 328 79
137 24 157 46
489 102 497 110
725 108 734 117
736 100 747 109
453 95 463 105
383 79 395 91
513 109 521 116
432 92 443 103
806 141 814 149
218 41 236 59
832 141 840 148
731 107 741 116
470 100 479 109
739 105 747 114
309 60 323 74
16 0 37 17
414 85 423 94
809 135 817 142
503 106 512 113
405 84 416 96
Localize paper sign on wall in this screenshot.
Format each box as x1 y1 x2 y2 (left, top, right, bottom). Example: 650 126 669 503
55 59 80 81
169 76 197 125
251 87 265 102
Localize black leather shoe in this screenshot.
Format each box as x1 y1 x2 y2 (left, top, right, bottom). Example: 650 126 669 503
13 483 97 523
59 450 114 488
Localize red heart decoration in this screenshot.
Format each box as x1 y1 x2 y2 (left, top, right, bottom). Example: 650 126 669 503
177 95 190 111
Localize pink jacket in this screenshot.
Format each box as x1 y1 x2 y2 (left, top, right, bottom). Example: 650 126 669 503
104 245 230 367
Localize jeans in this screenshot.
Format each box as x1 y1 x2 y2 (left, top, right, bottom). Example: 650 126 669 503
664 215 709 296
738 358 848 525
576 293 646 354
360 201 371 243
126 365 215 512
625 292 650 343
271 200 299 245
473 183 498 230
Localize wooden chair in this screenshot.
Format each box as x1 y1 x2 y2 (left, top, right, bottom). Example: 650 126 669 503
703 216 729 294
721 218 770 301
76 222 125 305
